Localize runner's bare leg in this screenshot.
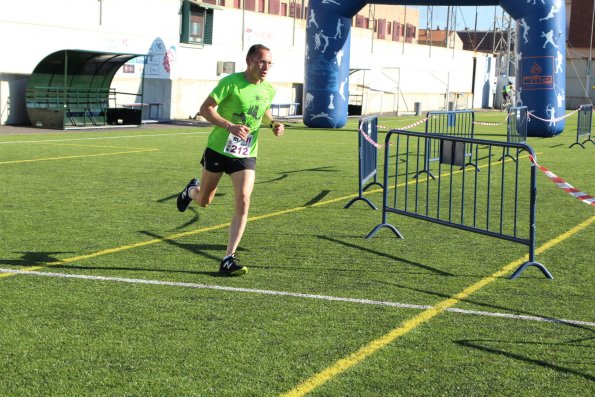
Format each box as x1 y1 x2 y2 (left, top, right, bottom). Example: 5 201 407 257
226 169 255 256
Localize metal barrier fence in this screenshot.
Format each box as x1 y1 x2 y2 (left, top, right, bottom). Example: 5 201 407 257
345 115 383 209
500 106 528 161
367 129 552 279
570 104 594 149
418 110 477 179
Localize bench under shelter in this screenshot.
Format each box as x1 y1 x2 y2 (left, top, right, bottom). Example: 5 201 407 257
26 49 147 129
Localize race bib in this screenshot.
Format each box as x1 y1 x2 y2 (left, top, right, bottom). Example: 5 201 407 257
223 133 253 157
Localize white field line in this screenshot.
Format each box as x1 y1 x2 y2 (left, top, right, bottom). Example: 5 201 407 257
1 268 593 328
0 131 209 144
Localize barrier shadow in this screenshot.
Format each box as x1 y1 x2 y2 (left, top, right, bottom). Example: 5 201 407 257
256 166 338 185
317 235 453 276
376 280 595 334
455 339 595 383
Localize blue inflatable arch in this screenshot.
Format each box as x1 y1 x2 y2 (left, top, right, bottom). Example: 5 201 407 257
304 0 566 137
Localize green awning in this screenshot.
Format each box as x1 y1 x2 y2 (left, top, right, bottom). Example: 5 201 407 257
27 49 145 98
26 49 147 129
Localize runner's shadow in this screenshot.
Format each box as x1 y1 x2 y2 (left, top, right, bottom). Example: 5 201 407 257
156 191 225 203
172 207 200 230
139 230 248 277
304 190 331 206
0 251 71 267
0 250 215 276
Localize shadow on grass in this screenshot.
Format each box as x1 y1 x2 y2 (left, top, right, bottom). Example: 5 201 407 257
455 339 595 382
172 207 200 230
377 279 595 334
304 190 331 206
155 191 225 204
256 166 338 185
0 251 71 267
0 248 222 277
317 235 453 276
139 230 249 277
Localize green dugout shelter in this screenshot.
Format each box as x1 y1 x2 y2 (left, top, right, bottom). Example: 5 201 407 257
26 50 146 129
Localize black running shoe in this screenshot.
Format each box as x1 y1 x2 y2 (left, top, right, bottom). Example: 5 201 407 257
176 178 199 212
219 254 248 276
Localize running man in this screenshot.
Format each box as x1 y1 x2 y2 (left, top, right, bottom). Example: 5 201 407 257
502 81 514 104
176 44 284 276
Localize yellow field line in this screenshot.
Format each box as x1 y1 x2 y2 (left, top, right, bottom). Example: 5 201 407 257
39 142 153 150
280 214 595 397
0 148 158 164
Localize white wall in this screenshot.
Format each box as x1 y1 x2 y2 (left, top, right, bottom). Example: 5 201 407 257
0 0 493 124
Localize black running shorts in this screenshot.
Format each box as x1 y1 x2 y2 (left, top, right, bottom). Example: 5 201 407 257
200 147 256 174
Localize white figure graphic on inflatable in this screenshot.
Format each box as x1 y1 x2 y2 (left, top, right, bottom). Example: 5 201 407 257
556 50 563 73
540 0 562 22
308 10 318 29
541 30 558 49
519 19 530 44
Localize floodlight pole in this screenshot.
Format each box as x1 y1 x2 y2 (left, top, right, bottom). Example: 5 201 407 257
587 0 595 100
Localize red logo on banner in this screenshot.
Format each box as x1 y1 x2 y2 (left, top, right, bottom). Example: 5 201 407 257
522 57 554 90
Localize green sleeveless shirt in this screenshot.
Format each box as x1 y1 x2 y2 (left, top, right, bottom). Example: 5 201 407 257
207 72 276 158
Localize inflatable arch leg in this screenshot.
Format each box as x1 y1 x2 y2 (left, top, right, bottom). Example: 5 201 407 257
303 0 566 137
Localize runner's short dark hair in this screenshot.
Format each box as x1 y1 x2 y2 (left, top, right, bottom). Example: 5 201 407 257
247 44 270 58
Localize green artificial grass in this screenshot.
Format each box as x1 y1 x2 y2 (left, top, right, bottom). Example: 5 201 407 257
0 112 593 396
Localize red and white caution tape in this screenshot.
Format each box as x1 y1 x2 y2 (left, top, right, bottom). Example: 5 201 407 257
473 113 510 126
378 116 431 131
527 107 580 124
359 125 384 148
399 116 431 130
529 155 595 207
361 117 430 148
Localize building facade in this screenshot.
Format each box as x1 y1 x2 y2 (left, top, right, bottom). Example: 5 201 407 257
1 1 495 126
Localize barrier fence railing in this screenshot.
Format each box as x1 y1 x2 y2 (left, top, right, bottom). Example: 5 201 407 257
418 110 477 179
500 106 528 161
570 104 594 149
367 129 552 280
345 114 383 209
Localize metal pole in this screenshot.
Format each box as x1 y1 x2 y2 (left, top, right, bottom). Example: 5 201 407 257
427 5 433 57
492 6 497 54
506 13 512 76
241 0 245 51
473 6 478 49
452 6 457 57
445 6 450 48
587 0 595 99
292 0 296 46
370 4 375 53
402 6 407 54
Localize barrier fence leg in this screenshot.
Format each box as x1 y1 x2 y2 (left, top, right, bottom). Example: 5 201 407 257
509 166 553 280
569 141 586 149
344 196 377 210
509 261 554 280
366 222 404 239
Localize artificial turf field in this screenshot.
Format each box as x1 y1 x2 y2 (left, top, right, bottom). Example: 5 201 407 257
0 110 593 396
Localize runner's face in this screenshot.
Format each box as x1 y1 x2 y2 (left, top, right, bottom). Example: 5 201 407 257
246 50 273 83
